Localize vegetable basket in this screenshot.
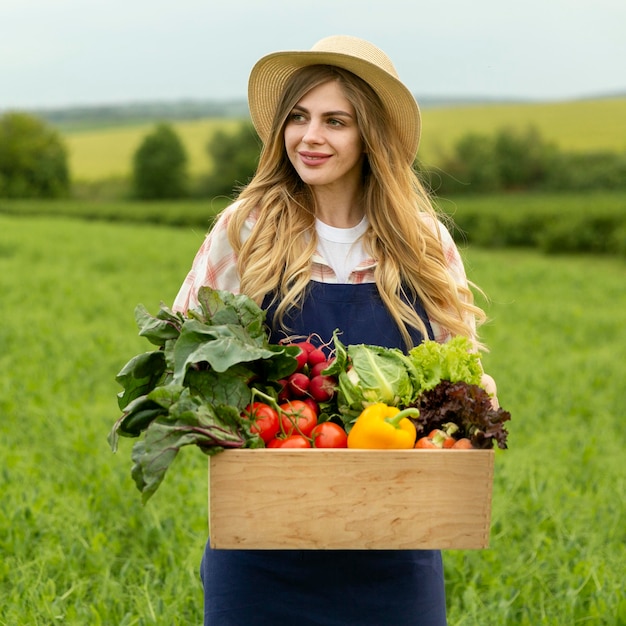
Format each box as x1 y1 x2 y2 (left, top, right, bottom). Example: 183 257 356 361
208 448 494 550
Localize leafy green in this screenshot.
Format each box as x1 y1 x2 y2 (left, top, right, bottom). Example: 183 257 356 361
110 287 510 502
410 380 511 449
130 390 264 503
408 335 483 395
325 334 417 426
115 350 167 410
325 333 499 435
109 287 297 501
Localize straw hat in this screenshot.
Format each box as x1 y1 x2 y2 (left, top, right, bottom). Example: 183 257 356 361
248 35 421 163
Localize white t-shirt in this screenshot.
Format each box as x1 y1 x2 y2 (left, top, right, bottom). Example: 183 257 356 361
315 216 370 283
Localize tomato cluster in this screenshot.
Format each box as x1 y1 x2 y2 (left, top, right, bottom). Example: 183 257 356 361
242 340 348 449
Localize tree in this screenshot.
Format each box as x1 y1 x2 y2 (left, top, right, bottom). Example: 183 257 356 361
436 125 557 194
0 112 70 198
493 126 554 190
204 122 261 198
436 132 501 194
132 123 188 199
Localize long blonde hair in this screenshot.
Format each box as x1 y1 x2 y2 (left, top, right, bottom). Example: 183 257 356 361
228 65 486 349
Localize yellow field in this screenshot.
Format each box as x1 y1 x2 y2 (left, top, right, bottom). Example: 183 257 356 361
65 118 242 181
64 98 626 181
418 98 626 163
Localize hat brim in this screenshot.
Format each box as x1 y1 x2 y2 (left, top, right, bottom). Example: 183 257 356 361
248 49 421 162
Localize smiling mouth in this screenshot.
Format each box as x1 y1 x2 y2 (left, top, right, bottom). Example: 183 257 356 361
299 152 331 165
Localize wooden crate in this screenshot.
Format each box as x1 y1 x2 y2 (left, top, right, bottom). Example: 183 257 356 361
209 449 494 550
209 448 494 550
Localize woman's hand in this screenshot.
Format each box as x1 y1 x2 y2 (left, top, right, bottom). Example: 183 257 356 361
481 373 499 409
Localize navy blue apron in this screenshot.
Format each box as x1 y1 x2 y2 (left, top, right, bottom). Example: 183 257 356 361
200 282 447 625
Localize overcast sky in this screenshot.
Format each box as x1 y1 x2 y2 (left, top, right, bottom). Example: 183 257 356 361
1 0 625 111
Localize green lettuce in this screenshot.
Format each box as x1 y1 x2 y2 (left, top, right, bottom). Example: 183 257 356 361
408 335 483 395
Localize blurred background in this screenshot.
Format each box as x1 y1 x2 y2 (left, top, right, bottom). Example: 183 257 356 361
1 0 625 209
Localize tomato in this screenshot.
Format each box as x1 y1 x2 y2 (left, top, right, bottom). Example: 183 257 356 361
279 399 317 437
311 422 348 448
267 434 311 448
243 402 279 443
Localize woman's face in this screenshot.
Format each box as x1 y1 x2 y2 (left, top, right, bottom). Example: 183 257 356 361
284 80 365 194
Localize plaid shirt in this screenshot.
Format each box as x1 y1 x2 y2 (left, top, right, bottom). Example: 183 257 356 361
173 202 474 343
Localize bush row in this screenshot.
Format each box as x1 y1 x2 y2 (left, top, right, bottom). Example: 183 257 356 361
2 192 625 258
419 126 626 195
439 192 626 256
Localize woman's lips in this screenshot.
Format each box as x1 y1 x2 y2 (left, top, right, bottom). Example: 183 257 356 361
299 151 332 166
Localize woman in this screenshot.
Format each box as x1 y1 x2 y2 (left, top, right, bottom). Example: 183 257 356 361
174 35 497 626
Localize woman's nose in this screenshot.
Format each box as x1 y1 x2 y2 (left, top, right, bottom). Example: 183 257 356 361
302 120 323 145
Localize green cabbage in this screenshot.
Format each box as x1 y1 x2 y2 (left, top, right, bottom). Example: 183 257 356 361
326 335 418 424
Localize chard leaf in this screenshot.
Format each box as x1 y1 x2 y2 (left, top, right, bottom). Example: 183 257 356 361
196 287 266 339
114 396 167 437
115 350 166 410
130 392 262 503
172 321 276 381
256 344 300 381
184 365 254 410
135 303 183 346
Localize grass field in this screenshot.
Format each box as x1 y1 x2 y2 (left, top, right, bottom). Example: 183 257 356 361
64 118 242 181
419 97 626 160
63 98 626 181
1 214 624 624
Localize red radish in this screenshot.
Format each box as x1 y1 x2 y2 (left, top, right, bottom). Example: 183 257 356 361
302 397 319 416
310 361 331 377
288 345 309 371
298 341 316 355
309 374 336 402
307 347 327 367
276 379 290 402
288 372 310 397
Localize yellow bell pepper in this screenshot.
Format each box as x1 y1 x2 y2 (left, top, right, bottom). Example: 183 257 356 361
347 402 419 449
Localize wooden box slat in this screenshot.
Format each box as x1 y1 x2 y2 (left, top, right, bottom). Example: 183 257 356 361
209 449 494 550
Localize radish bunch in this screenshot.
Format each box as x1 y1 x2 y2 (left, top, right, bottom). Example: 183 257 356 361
278 340 338 405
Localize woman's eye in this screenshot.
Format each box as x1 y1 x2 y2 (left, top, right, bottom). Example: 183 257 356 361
289 112 306 123
327 118 343 127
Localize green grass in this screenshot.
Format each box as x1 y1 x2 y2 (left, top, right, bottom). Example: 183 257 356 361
62 98 626 182
1 215 624 624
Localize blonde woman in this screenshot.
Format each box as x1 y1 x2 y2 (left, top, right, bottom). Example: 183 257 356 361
174 35 497 626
